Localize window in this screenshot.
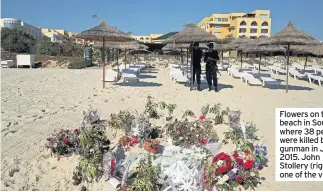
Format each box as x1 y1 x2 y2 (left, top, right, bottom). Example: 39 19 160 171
250 28 257 33
239 28 246 33
240 21 247 26
146 37 149 40
140 37 144 40
261 29 268 33
251 21 257 26
262 21 268 26
214 25 222 29
259 14 268 18
214 18 228 22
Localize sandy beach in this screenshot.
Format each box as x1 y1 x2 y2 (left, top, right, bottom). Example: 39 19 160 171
1 66 323 191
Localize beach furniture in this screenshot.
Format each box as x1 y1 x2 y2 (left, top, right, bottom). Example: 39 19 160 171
16 54 35 68
260 77 280 86
101 69 120 82
312 66 323 75
241 72 262 86
122 72 139 82
270 66 286 74
129 66 141 74
1 60 13 68
173 73 189 83
289 68 307 79
228 68 244 78
306 73 323 86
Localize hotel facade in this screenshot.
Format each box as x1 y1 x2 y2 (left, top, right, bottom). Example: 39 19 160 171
198 10 271 39
0 18 43 39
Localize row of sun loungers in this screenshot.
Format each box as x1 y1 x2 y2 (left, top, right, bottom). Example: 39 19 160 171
102 63 149 82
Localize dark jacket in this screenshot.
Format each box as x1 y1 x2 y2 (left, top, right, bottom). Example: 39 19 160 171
192 48 203 68
204 50 219 67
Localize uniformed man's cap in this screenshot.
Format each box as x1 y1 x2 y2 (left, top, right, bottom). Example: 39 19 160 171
208 43 214 48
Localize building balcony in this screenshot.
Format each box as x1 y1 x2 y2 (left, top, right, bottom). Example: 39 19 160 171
239 33 246 36
261 33 269 36
250 25 258 28
239 25 247 28
250 32 257 36
261 26 269 29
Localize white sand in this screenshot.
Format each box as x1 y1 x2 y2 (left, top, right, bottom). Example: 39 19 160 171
1 67 323 191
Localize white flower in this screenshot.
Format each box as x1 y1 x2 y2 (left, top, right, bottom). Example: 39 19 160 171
179 137 184 140
250 172 256 177
231 168 238 173
217 160 224 166
217 175 229 185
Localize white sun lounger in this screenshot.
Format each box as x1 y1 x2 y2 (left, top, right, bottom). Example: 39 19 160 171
101 69 120 82
129 66 141 74
312 66 323 75
260 77 280 86
306 73 323 86
270 66 286 74
241 73 262 86
289 68 307 79
170 69 184 80
173 73 189 83
122 73 139 82
228 68 244 78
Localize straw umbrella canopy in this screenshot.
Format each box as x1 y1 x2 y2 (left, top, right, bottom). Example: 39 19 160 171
163 23 221 90
238 36 286 76
226 36 252 68
310 43 323 56
76 21 134 88
259 21 319 93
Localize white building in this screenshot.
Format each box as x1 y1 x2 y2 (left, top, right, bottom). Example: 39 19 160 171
0 18 42 39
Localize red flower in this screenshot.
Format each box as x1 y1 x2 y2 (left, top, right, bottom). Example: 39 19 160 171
74 129 79 133
226 163 232 170
244 149 250 155
63 139 69 144
236 158 243 164
177 130 182 135
123 183 128 189
259 165 264 169
57 156 60 161
218 166 228 174
199 115 206 121
236 177 243 183
215 172 220 176
129 136 139 146
111 158 116 171
200 138 207 145
233 151 239 158
243 161 253 169
65 129 69 133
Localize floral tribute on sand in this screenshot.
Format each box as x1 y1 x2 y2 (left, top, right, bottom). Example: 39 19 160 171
43 97 269 191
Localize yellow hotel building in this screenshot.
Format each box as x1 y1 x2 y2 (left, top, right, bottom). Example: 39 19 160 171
198 10 271 39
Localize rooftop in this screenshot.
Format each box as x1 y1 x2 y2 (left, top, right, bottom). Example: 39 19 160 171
153 32 179 40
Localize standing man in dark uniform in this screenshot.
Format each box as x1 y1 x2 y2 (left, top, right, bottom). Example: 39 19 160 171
191 42 203 91
204 43 220 92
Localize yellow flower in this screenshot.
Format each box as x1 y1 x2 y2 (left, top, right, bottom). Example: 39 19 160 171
248 154 254 159
212 164 217 170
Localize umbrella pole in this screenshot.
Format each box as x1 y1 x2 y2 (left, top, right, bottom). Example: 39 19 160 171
180 48 183 66
124 49 127 68
186 48 189 68
102 37 105 89
286 44 290 93
259 54 261 77
117 49 120 80
240 51 243 69
304 55 308 72
190 43 194 91
221 51 224 61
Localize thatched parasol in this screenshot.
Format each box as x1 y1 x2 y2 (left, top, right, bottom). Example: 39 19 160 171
239 36 286 76
259 21 319 93
227 36 252 68
310 44 323 56
163 24 221 91
76 21 134 88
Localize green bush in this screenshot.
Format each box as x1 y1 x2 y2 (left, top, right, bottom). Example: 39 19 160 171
68 60 87 69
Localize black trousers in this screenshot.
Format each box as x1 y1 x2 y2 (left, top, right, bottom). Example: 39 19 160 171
206 65 218 87
192 66 201 85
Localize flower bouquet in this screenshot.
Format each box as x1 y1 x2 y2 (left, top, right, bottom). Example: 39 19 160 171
203 145 267 191
46 128 80 157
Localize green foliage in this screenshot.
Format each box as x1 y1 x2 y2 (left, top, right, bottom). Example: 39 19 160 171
109 110 136 134
68 59 87 69
1 27 36 53
128 155 161 191
144 96 176 120
201 103 230 125
36 40 61 56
